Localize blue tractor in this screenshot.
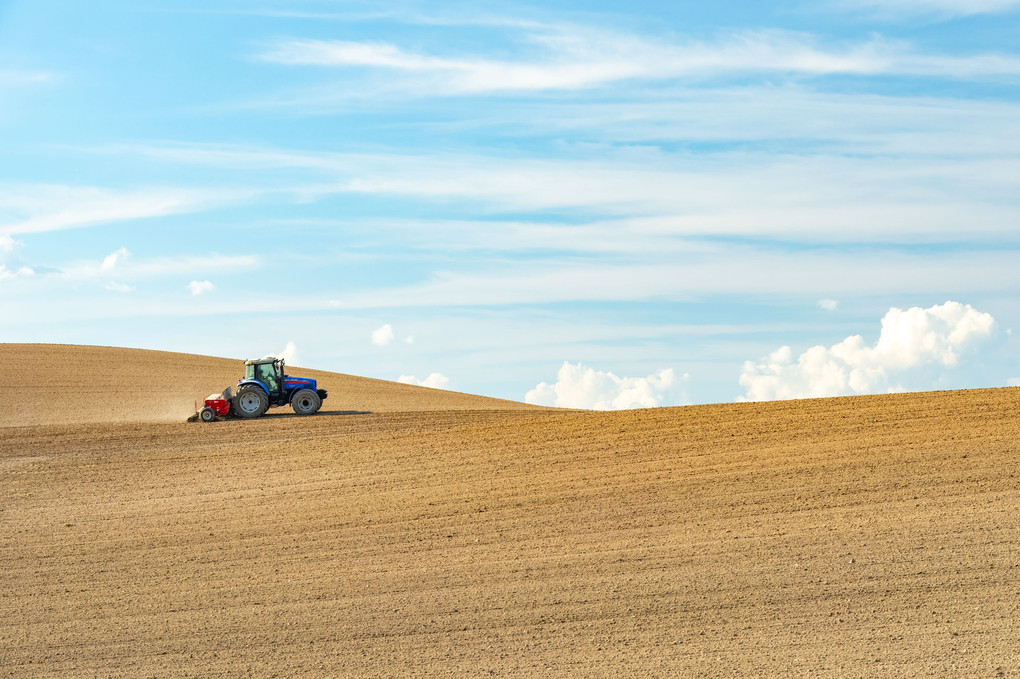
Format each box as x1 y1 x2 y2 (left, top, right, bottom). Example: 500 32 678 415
230 356 328 419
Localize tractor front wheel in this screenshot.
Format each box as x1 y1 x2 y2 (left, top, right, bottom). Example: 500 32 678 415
234 385 269 419
291 389 322 416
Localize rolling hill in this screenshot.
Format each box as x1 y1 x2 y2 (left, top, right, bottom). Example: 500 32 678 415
0 344 536 427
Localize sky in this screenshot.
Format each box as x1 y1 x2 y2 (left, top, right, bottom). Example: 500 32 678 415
1 0 1019 408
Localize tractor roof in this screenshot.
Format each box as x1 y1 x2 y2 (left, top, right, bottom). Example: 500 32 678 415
244 356 284 365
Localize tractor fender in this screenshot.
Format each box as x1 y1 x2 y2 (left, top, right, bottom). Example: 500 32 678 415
287 386 316 404
236 379 270 396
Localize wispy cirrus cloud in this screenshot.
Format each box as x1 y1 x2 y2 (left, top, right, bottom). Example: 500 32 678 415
258 27 1020 95
0 264 35 281
0 184 252 236
201 80 1020 156
59 252 260 283
189 6 548 29
1 247 257 293
0 69 56 87
836 0 1020 18
325 249 1020 310
477 87 1020 156
118 141 1020 243
104 282 134 293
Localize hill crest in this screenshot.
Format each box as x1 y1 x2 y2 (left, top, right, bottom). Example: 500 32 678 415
0 343 538 427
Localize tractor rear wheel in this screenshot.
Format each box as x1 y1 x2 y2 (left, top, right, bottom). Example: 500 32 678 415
291 389 321 415
234 385 269 419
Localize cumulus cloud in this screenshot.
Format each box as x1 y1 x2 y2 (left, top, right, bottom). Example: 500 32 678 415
738 301 996 401
371 323 395 346
101 247 129 271
277 341 299 365
818 298 839 311
0 234 16 253
398 372 450 389
187 280 214 295
526 361 688 410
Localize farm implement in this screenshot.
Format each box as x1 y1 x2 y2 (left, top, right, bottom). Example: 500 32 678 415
191 356 327 422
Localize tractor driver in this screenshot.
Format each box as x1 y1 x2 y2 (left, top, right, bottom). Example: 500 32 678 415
257 362 280 393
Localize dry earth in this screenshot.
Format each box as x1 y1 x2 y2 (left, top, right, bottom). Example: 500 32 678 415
1 344 1019 676
0 345 534 428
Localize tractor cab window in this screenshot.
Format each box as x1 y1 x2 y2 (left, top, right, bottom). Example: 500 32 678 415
255 362 280 392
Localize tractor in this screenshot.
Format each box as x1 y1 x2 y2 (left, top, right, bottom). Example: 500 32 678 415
197 356 328 422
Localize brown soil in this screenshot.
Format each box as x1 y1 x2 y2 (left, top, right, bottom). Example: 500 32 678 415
2 344 1019 676
0 344 536 427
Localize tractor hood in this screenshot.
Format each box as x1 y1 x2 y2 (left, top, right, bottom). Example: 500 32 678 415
284 376 316 390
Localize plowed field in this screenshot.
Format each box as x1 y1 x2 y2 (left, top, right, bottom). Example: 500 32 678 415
2 344 1019 676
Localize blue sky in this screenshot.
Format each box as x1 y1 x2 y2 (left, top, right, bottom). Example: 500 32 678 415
1 0 1019 407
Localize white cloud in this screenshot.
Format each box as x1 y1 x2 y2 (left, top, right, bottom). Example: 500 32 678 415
125 143 1020 243
128 255 256 279
818 298 839 311
404 335 415 344
187 280 214 295
1008 377 1020 387
101 247 130 271
324 251 1020 310
259 28 1020 96
738 301 996 401
498 89 1020 157
397 372 450 389
197 77 1020 157
0 234 16 254
104 282 134 292
526 361 688 410
0 184 248 237
51 254 259 284
371 323 395 346
839 0 1020 17
277 341 299 365
0 264 34 281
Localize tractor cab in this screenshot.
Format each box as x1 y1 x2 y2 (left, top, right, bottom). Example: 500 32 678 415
244 357 284 394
